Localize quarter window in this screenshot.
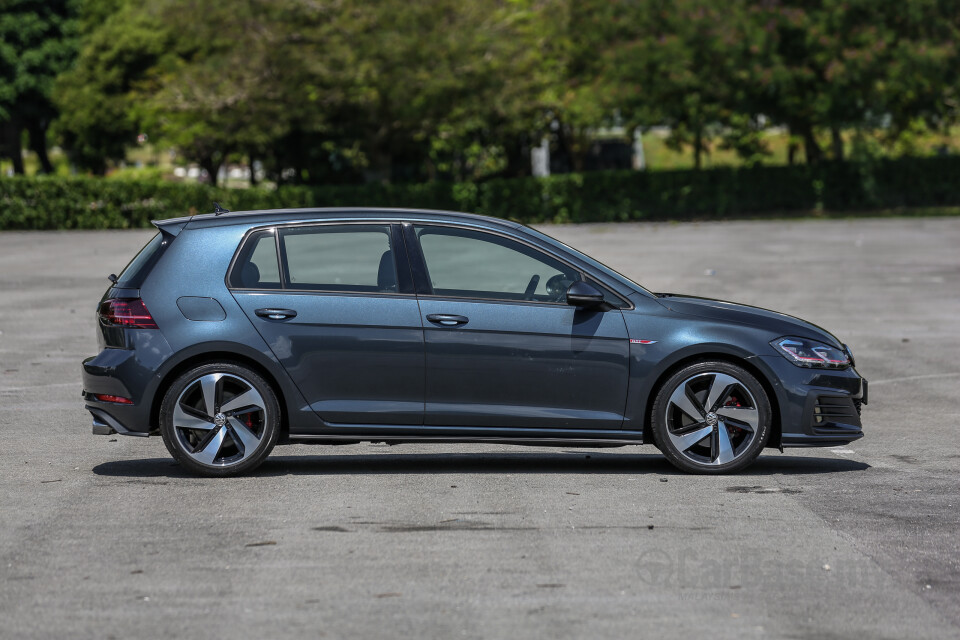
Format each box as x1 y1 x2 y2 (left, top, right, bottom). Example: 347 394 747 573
280 225 397 292
230 230 281 289
415 226 580 302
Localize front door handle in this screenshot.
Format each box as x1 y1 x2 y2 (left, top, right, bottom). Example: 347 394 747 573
255 308 298 320
426 313 469 327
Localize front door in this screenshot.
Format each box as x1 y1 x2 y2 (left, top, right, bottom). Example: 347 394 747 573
409 224 630 430
230 224 424 425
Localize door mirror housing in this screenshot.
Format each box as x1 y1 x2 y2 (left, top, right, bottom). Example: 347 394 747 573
565 281 608 309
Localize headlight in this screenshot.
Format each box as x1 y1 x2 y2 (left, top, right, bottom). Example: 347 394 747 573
771 336 851 369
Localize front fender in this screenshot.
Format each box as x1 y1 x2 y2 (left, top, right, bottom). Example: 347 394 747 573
620 308 787 438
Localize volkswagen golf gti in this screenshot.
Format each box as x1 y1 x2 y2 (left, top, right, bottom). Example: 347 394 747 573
82 207 866 476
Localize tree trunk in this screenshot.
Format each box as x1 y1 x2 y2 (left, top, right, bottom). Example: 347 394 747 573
830 126 844 161
248 154 257 187
364 147 392 184
502 134 530 179
693 126 703 170
200 157 221 187
800 124 822 164
1 120 25 175
786 126 798 165
559 124 586 174
28 121 54 174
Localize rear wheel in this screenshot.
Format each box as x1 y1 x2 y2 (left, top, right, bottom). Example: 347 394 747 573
159 362 280 477
651 360 771 474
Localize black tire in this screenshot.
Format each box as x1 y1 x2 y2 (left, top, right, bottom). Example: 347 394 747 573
651 360 771 474
159 362 281 477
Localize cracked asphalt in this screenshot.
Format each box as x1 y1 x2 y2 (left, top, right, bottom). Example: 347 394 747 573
1 218 958 639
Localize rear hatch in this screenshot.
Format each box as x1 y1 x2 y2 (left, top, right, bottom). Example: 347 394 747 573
96 219 185 348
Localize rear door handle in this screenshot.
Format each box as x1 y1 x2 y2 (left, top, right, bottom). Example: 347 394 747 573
255 308 298 320
426 313 469 327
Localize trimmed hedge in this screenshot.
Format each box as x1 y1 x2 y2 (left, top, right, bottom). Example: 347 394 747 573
3 155 960 230
0 178 462 230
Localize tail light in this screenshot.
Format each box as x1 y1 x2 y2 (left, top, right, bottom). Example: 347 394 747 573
98 298 158 329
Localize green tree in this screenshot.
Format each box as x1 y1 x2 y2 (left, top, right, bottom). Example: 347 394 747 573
56 0 564 184
577 0 753 169
283 0 566 182
51 0 960 178
741 0 960 163
53 0 169 174
0 0 79 174
138 1 322 185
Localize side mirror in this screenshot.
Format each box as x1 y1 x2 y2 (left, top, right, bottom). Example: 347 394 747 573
565 281 606 309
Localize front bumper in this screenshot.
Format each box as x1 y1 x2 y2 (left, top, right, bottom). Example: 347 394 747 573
753 355 867 447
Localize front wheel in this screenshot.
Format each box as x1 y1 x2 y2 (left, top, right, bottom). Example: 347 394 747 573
159 362 281 477
651 361 771 474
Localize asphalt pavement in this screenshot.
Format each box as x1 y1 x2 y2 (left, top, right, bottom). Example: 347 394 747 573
1 218 958 639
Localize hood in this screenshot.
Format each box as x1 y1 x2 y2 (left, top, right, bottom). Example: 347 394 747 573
655 293 841 347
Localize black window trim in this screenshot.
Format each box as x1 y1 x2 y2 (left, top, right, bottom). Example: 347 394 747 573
226 221 416 297
224 227 283 291
403 221 633 310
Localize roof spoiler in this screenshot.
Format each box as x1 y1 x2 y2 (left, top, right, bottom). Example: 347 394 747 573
151 202 228 234
151 216 190 237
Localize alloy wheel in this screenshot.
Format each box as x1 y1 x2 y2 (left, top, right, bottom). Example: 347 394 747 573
172 373 268 467
663 372 761 467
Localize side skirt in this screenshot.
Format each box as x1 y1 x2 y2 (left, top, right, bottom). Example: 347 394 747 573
287 429 645 448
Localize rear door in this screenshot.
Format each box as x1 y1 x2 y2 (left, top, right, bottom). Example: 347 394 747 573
230 223 424 425
407 223 630 430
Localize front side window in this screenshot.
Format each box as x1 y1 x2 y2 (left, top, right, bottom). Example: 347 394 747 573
280 225 397 293
415 226 580 302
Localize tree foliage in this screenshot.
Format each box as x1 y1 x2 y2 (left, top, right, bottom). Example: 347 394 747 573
0 0 79 173
14 0 959 180
52 0 565 184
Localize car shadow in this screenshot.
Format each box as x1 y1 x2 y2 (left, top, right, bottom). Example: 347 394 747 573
91 450 869 479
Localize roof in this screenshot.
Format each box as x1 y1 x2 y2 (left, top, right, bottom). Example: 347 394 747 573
153 207 521 232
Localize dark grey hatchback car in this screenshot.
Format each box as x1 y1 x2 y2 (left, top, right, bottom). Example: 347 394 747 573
82 207 866 476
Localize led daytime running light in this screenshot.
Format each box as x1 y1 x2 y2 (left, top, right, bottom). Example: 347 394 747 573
772 337 850 369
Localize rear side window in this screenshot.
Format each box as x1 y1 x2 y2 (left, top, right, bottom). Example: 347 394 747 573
117 232 170 288
280 225 397 292
230 230 281 289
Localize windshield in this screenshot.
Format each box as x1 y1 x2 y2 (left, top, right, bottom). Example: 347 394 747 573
522 226 655 297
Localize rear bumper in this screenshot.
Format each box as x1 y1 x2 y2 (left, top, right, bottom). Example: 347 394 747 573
88 405 150 437
82 344 169 436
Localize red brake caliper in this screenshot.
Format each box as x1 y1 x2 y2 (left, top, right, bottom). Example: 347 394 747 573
724 396 742 437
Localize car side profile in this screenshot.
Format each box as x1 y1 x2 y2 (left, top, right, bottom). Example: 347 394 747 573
82 207 866 476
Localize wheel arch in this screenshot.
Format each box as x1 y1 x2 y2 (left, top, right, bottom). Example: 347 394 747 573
150 344 297 439
641 349 783 449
